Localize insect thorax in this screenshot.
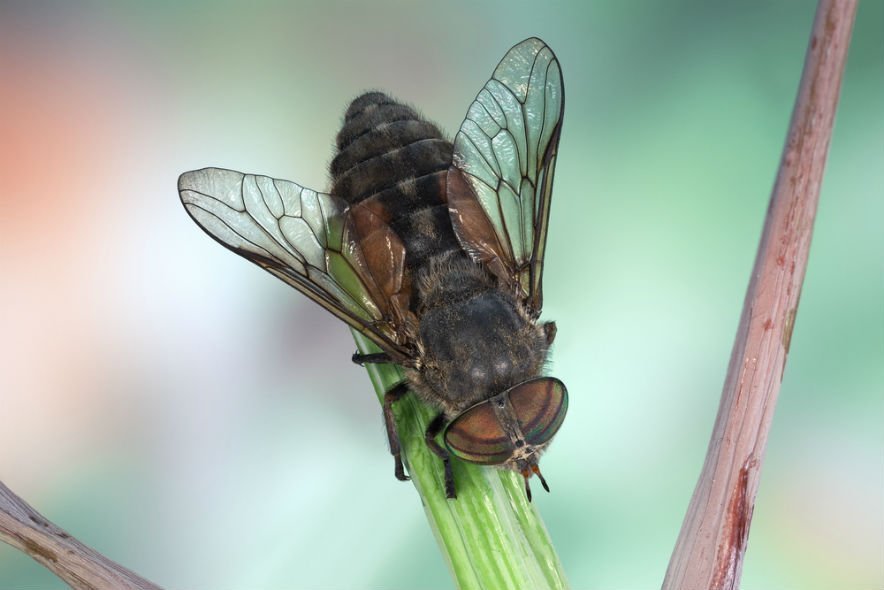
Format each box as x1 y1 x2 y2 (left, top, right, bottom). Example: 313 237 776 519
413 257 550 416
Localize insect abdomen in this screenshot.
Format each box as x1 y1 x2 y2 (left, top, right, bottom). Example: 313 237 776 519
329 92 462 273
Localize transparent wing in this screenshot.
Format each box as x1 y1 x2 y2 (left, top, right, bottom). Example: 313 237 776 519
179 167 410 359
447 37 564 317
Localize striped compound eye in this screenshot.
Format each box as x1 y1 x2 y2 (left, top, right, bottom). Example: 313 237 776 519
508 377 568 448
443 396 511 465
443 378 568 465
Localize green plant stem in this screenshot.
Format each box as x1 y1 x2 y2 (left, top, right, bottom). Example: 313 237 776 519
352 330 569 590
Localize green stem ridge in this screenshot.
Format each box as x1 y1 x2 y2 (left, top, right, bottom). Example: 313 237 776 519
352 330 569 590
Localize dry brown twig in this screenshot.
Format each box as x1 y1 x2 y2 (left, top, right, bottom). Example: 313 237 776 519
0 480 162 589
662 1 857 589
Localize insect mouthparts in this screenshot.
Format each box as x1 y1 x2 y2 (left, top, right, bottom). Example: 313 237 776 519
521 464 551 502
533 464 551 493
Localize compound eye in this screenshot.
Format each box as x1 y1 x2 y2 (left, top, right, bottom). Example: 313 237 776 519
508 377 568 447
443 400 513 465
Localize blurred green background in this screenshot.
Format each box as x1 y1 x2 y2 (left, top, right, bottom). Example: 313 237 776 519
1 1 881 588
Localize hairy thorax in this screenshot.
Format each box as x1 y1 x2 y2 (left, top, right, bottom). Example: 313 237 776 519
407 254 550 416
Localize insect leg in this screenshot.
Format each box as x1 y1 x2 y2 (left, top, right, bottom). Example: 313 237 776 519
383 381 410 482
352 351 393 365
543 321 557 345
425 413 457 499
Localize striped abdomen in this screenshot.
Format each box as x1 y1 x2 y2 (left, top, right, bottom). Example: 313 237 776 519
329 92 464 287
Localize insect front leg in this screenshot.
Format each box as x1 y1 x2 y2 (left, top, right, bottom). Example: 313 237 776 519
425 413 457 499
383 382 410 482
352 351 393 365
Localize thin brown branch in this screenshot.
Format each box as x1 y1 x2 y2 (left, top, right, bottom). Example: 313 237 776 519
0 479 162 590
662 1 857 589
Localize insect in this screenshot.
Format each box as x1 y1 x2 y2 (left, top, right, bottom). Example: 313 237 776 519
178 37 566 500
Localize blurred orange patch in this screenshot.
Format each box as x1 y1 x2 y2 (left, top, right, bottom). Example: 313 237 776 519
0 28 135 481
0 35 124 244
